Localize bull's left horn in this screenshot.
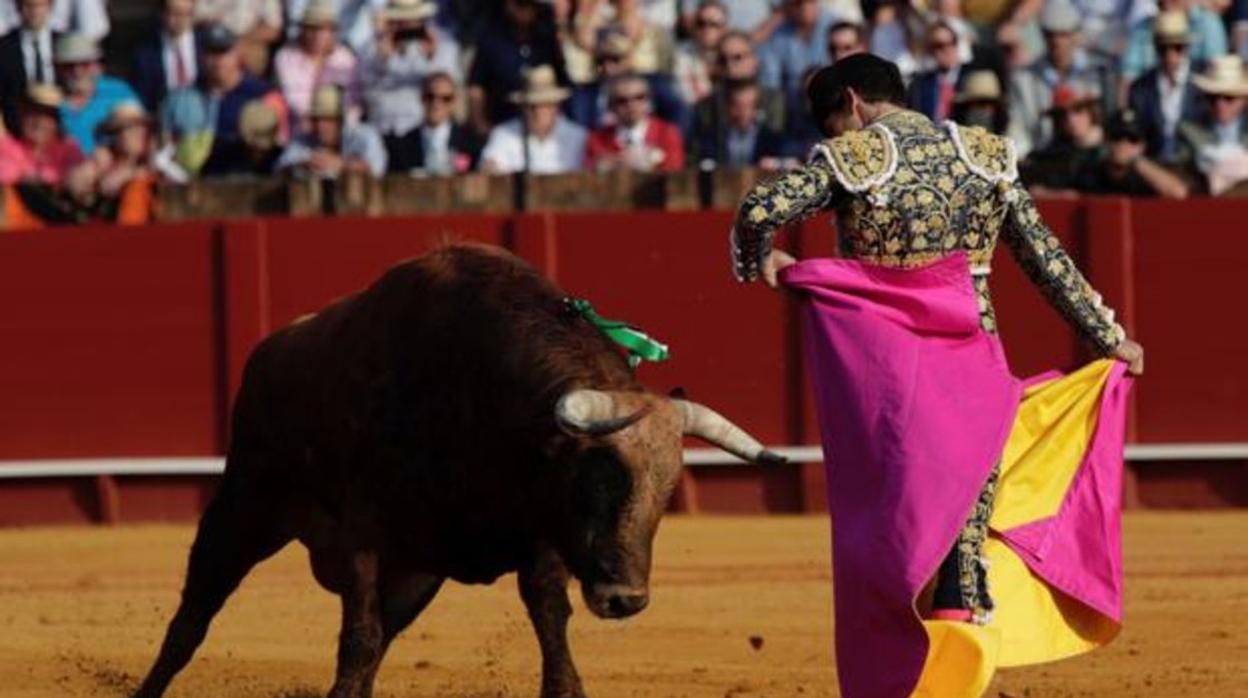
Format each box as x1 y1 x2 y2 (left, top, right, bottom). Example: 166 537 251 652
676 400 787 465
556 390 652 436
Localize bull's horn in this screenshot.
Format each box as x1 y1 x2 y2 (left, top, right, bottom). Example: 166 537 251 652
676 400 787 465
556 390 652 436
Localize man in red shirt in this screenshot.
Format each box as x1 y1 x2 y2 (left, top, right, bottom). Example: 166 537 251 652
585 73 685 172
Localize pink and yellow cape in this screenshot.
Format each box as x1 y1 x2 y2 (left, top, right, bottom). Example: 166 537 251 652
780 253 1132 698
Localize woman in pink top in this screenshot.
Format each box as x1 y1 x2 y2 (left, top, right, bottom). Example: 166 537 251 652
273 0 362 133
0 84 86 186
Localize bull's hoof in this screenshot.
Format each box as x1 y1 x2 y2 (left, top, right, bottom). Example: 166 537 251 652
539 680 587 698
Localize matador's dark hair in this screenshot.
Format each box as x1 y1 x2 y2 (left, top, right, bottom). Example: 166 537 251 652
807 54 906 130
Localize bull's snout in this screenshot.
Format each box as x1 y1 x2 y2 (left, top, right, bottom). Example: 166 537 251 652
585 584 649 619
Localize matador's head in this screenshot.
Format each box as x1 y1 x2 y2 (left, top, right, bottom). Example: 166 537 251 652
808 53 908 138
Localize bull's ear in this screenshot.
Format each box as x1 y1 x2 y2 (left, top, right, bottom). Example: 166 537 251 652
668 387 688 400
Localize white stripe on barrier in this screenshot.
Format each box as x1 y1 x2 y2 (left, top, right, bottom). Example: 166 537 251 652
0 443 1245 479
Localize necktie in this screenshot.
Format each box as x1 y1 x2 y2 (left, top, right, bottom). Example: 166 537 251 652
33 36 46 83
937 81 954 121
174 42 188 87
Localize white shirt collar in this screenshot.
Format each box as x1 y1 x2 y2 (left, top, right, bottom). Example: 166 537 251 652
617 118 649 148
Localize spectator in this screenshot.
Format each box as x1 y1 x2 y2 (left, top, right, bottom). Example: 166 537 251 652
161 24 288 177
1121 0 1228 84
274 0 362 130
0 0 108 42
468 0 569 133
0 83 84 185
1008 1 1111 158
92 102 157 196
385 72 483 175
1127 11 1203 162
866 0 922 79
692 78 785 168
361 0 461 137
673 0 728 105
680 0 777 39
690 30 787 152
0 0 58 134
132 0 199 114
572 0 675 76
951 69 1009 134
284 0 387 57
481 64 588 174
193 0 284 76
55 35 141 155
908 20 971 122
1070 0 1154 63
1078 108 1190 197
196 97 286 176
586 72 685 172
277 84 388 177
759 0 839 110
1177 55 1248 193
826 20 866 63
567 28 687 130
1021 81 1106 195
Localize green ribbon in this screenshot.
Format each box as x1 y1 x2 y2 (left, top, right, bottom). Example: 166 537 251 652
566 298 670 369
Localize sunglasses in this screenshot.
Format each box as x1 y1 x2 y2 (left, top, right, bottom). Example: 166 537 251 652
720 51 751 64
696 17 726 29
1158 43 1188 53
928 39 956 51
422 92 455 103
1211 94 1242 103
610 92 648 106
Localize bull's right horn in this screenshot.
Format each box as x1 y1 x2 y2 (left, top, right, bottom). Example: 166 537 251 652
676 400 787 465
555 390 653 436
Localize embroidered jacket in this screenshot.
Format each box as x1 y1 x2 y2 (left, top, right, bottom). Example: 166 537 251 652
731 109 1125 354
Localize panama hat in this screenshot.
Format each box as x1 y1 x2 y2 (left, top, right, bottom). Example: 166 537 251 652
1153 10 1192 45
53 34 102 64
239 99 282 149
381 0 438 22
23 83 64 110
596 29 633 59
1039 1 1081 34
100 101 153 133
309 85 345 119
509 65 571 105
1192 55 1248 97
301 0 339 26
954 70 1002 104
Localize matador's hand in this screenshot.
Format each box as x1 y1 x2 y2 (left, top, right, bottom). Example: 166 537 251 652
762 249 797 290
1114 339 1144 376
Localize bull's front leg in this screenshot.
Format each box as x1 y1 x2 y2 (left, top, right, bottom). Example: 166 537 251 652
328 550 385 698
518 546 586 698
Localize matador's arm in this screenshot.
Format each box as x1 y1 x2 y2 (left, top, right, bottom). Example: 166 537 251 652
1001 182 1126 355
730 160 841 282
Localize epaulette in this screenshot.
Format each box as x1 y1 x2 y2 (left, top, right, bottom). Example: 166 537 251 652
808 124 899 193
945 122 1018 184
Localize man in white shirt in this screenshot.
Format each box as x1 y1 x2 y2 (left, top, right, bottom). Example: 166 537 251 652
0 0 57 132
132 0 199 113
481 64 588 175
361 0 462 137
1127 10 1202 162
277 84 389 178
0 0 109 41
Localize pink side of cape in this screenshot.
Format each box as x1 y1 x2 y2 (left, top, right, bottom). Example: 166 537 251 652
780 253 1130 698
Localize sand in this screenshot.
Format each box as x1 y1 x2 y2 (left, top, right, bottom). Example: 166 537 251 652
1 513 1246 698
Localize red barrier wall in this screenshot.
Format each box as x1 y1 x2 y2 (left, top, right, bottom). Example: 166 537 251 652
0 201 1244 523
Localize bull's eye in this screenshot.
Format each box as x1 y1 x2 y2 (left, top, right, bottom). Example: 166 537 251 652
572 447 633 530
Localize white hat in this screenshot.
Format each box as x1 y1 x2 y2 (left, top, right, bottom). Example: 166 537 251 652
1153 10 1192 45
955 70 1002 104
309 85 345 119
1039 1 1081 34
301 0 339 26
382 0 438 22
1192 55 1248 97
54 34 102 63
508 65 571 105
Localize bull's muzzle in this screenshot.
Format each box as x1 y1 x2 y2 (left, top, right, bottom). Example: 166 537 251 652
585 583 650 619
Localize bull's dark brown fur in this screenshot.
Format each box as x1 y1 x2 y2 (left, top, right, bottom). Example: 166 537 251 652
134 245 688 698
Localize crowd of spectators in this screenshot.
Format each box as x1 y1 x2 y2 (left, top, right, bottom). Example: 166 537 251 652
5 0 1248 225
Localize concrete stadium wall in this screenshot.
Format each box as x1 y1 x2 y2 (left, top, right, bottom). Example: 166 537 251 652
0 200 1245 524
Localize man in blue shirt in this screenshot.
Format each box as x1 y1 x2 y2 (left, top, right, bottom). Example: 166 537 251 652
759 0 838 109
54 34 140 154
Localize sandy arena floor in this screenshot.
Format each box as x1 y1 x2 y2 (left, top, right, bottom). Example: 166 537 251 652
1 513 1246 698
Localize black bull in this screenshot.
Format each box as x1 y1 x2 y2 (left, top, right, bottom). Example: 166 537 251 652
134 244 781 698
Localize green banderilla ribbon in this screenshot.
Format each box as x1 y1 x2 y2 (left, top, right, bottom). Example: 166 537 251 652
566 298 670 368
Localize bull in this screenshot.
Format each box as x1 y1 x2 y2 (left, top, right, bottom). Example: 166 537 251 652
135 244 780 698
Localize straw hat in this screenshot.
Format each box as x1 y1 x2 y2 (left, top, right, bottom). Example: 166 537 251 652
23 83 64 110
381 0 438 22
54 34 102 64
509 65 571 105
1039 1 1081 34
1192 55 1248 97
954 70 1002 104
309 85 345 119
301 0 339 27
596 29 633 59
1153 10 1192 45
240 99 281 149
100 101 153 132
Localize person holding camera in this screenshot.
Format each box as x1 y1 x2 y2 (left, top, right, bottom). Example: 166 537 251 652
361 0 461 137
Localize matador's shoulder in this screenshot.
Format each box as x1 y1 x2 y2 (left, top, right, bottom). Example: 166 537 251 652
944 122 1019 184
808 124 899 193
